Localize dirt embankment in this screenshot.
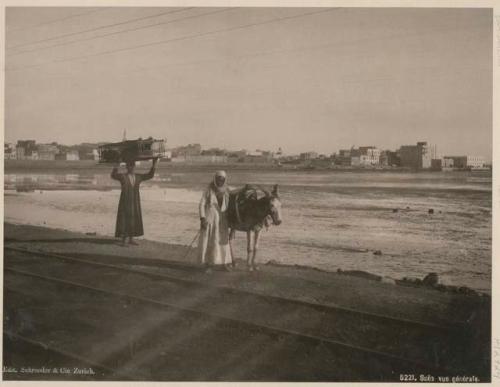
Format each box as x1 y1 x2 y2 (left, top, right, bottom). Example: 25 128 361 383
4 223 490 326
3 223 491 381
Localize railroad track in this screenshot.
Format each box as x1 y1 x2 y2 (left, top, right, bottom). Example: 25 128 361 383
4 245 465 332
4 246 479 379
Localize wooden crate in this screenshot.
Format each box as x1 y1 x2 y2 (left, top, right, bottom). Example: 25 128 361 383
98 138 165 163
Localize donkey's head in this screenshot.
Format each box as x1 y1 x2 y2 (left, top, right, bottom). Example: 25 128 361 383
263 184 282 226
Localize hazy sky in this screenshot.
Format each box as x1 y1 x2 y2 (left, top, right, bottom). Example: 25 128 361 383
5 7 493 158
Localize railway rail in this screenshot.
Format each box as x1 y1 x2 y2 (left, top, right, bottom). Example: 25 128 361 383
4 245 485 379
4 245 467 332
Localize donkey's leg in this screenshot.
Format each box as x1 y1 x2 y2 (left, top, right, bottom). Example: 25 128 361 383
229 229 237 267
246 231 253 270
251 229 261 270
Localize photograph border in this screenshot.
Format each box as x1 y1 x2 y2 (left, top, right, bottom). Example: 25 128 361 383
0 0 498 385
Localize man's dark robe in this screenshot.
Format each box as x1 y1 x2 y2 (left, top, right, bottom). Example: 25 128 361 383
111 166 155 238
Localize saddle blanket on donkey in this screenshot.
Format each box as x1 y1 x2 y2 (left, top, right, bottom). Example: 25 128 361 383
227 185 267 231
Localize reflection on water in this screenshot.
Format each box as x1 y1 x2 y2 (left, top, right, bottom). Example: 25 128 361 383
5 173 101 191
4 169 492 292
4 169 493 192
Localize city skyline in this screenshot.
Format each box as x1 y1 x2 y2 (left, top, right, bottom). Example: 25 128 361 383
5 7 493 159
5 136 490 161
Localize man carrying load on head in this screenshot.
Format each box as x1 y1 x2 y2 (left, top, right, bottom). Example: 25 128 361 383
111 157 159 246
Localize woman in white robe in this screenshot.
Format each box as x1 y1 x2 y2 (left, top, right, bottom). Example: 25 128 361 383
198 170 233 272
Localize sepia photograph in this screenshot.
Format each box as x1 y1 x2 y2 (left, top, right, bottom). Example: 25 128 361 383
1 2 496 383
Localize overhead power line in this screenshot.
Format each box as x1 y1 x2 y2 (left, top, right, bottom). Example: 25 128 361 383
6 16 484 88
7 7 193 51
6 8 334 73
8 7 214 58
7 8 108 33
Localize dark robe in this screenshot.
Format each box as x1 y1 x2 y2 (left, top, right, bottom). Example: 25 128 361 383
111 166 155 238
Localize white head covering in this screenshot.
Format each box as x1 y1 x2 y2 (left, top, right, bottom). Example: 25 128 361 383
214 170 226 179
212 170 227 194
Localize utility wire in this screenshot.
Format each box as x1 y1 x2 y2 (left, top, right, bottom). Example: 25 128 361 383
6 8 334 73
7 8 108 33
7 7 193 51
8 7 216 58
7 15 484 81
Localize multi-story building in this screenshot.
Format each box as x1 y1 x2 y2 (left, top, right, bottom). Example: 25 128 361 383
16 140 36 160
431 159 443 170
359 146 381 165
444 155 485 169
431 158 454 171
348 148 361 166
4 143 17 159
337 149 352 166
381 151 401 167
300 151 319 160
443 158 454 168
37 143 59 160
399 142 431 169
16 146 25 160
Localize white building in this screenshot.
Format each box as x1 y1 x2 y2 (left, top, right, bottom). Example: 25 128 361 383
444 155 486 169
66 150 80 161
359 146 381 165
465 156 486 169
351 156 360 166
28 151 40 160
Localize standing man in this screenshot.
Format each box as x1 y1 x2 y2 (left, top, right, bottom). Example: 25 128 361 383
111 157 158 246
198 170 233 273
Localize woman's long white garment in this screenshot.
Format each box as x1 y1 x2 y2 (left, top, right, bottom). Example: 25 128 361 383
198 188 232 265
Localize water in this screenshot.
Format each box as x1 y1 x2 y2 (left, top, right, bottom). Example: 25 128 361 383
4 168 492 292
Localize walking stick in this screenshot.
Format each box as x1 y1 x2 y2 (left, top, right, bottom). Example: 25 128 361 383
182 230 201 261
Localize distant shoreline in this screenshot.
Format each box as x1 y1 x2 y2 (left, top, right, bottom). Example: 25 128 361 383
4 159 492 175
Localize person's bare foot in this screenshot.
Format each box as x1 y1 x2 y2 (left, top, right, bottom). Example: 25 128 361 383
129 240 139 246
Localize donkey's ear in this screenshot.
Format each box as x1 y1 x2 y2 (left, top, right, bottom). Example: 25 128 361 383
272 184 279 197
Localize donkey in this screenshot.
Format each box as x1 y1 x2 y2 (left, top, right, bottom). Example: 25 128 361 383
227 184 282 271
